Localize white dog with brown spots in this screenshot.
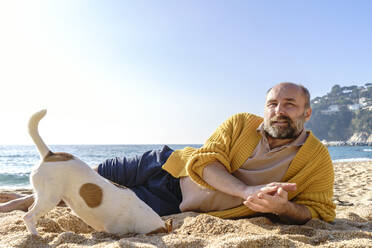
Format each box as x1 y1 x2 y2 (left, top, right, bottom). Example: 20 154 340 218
23 110 171 235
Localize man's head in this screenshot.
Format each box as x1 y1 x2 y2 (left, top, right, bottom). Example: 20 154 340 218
264 82 312 139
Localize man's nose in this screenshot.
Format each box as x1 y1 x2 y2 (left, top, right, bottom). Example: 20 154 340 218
275 104 286 115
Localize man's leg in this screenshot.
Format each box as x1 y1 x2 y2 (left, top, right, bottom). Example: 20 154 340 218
0 192 26 203
0 194 34 212
97 145 182 216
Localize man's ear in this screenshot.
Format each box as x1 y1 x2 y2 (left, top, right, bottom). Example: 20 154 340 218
305 107 312 121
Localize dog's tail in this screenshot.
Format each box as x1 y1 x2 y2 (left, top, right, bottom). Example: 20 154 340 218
28 109 51 159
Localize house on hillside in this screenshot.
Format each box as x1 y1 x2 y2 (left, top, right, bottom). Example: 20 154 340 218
347 104 360 111
362 105 372 111
321 105 340 114
342 89 352 94
361 88 368 93
359 97 369 106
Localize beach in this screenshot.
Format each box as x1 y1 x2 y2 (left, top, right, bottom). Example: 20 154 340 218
0 161 371 248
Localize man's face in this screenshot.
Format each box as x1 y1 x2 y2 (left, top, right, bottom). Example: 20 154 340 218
264 85 311 139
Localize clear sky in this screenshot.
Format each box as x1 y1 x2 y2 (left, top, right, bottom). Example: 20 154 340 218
0 0 371 145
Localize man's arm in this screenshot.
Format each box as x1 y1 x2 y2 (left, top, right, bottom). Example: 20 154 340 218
202 162 253 199
202 162 310 224
202 162 297 199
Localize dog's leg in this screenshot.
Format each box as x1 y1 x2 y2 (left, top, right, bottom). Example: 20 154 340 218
23 193 61 235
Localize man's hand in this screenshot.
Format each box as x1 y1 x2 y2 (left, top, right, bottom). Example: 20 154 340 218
242 182 297 200
243 186 290 214
243 186 311 224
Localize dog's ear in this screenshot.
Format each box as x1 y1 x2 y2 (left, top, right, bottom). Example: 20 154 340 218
146 219 173 235
165 218 173 233
146 227 167 235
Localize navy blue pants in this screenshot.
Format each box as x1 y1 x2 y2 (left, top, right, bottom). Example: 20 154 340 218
97 145 182 216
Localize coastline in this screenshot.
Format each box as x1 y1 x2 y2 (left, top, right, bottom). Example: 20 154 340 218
322 141 372 146
0 161 371 247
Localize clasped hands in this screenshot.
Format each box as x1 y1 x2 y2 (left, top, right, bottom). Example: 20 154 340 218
242 182 297 216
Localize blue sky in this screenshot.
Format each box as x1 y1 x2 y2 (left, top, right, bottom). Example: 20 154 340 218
0 1 371 144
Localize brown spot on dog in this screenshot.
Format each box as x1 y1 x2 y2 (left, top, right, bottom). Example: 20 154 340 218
43 151 74 162
146 219 173 235
79 183 103 208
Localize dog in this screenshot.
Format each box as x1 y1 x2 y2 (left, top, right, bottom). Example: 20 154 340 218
23 110 171 235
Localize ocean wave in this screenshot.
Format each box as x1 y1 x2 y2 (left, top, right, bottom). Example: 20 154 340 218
0 185 32 190
0 173 30 187
0 154 25 158
0 165 33 174
333 158 372 163
363 149 372 152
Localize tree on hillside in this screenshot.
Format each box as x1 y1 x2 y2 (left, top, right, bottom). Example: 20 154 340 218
352 110 372 133
306 83 371 141
331 84 342 94
306 104 353 141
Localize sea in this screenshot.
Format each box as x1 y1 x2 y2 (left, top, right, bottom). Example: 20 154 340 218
0 144 371 189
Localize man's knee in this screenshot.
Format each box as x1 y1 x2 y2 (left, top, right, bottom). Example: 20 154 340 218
93 165 99 173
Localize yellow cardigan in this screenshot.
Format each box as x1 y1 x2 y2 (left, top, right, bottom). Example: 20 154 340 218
162 113 336 222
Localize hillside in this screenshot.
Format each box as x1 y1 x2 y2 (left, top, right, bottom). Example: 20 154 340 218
305 83 372 144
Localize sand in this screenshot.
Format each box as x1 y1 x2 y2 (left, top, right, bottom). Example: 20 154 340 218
0 161 371 248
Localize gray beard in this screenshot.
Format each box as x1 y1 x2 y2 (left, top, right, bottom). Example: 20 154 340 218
264 115 305 139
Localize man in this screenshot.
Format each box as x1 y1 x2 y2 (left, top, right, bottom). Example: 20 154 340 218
0 82 335 224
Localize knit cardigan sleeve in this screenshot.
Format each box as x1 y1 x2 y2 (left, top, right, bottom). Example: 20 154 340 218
284 137 336 222
185 113 262 190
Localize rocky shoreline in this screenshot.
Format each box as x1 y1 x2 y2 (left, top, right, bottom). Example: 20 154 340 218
321 140 372 146
321 131 372 146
